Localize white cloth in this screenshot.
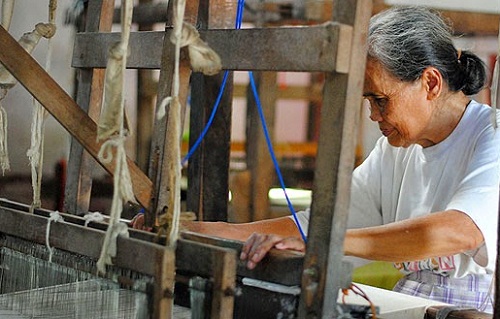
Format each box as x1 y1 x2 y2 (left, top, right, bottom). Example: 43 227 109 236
293 100 500 278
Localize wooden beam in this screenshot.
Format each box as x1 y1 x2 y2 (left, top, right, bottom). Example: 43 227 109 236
0 199 304 287
72 24 349 72
0 25 153 209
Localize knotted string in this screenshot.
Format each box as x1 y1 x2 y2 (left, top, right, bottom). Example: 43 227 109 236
45 210 64 263
96 0 135 275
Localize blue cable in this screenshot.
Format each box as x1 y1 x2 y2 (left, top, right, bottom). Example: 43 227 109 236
248 72 308 243
182 0 245 165
183 0 308 243
181 70 229 166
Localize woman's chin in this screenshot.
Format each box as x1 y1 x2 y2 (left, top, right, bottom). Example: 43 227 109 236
386 134 407 148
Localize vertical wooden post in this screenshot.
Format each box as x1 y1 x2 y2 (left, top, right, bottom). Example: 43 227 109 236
64 0 115 215
298 0 372 318
154 246 176 319
245 72 277 221
136 0 157 172
210 248 237 319
186 0 236 222
146 0 197 228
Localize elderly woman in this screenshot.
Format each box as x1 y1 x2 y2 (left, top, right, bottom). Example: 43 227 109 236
143 5 500 313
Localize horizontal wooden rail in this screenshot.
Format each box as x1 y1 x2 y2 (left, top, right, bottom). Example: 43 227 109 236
73 24 352 72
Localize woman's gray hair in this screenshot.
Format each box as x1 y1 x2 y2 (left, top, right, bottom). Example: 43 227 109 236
368 6 486 96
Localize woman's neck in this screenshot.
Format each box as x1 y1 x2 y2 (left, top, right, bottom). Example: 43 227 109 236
420 93 470 147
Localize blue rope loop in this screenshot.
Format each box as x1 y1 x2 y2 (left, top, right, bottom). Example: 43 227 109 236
183 0 308 243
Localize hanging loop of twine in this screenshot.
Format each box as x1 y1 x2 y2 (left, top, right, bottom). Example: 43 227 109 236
97 222 129 275
45 211 64 263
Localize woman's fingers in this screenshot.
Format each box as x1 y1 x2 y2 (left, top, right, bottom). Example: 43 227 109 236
241 233 283 269
275 237 306 252
241 233 305 269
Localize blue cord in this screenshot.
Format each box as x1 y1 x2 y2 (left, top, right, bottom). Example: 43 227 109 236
181 70 229 166
183 0 308 243
248 72 308 243
182 0 245 165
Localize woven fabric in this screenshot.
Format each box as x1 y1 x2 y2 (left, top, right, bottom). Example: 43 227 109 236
393 270 494 313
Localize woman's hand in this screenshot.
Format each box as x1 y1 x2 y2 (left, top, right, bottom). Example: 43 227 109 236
240 233 305 269
129 213 153 232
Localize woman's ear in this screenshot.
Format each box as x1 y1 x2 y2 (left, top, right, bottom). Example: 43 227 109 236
421 67 442 100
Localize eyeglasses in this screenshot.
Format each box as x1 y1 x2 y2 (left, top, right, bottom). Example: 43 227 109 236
365 96 388 116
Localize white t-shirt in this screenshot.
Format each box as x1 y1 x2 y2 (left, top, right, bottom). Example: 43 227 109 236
293 100 500 278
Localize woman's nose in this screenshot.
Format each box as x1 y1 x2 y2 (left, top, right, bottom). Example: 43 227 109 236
369 106 383 122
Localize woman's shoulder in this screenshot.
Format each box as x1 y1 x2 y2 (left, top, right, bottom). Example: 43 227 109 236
464 100 497 123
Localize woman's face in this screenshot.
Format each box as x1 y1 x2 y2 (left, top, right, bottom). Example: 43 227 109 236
363 59 434 148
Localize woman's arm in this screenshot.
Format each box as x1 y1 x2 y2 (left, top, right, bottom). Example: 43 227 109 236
239 209 484 269
183 216 301 242
344 209 484 262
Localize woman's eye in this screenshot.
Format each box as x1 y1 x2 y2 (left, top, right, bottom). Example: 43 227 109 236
375 98 388 108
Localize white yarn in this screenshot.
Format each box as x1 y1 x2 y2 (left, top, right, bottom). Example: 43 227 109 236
45 210 64 263
27 101 46 209
156 96 171 120
163 0 187 247
28 6 57 209
0 23 56 89
0 92 9 175
96 222 129 275
97 42 126 141
83 211 105 227
96 0 135 275
97 137 136 204
1 0 15 31
171 22 222 76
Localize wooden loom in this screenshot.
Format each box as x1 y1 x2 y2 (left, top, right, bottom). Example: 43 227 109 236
0 0 385 318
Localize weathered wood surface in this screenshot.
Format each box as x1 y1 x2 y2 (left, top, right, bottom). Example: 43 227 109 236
180 231 303 286
187 72 233 222
0 25 153 210
72 24 349 72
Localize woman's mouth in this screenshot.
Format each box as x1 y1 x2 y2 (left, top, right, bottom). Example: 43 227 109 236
381 128 393 137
